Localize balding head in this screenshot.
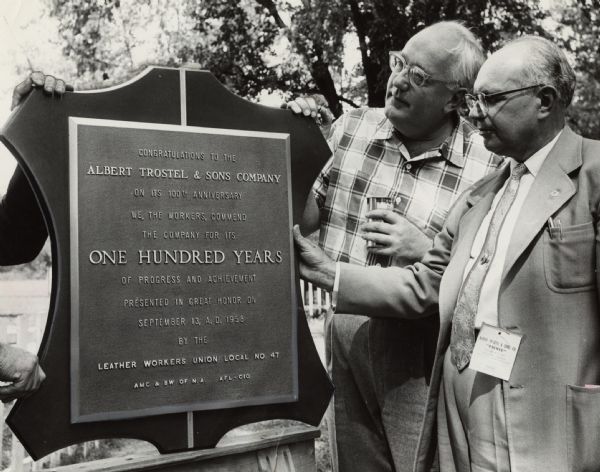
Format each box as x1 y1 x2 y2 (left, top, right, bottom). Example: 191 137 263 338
412 21 485 89
484 36 576 108
470 36 571 160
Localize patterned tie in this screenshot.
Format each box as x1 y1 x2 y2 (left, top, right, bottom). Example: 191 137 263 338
450 163 528 371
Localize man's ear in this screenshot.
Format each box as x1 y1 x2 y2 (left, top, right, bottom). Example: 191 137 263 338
444 88 468 115
537 85 559 118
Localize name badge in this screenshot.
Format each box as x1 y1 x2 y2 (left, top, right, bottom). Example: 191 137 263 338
469 323 522 381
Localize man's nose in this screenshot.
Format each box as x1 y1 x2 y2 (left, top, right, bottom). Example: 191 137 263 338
391 70 410 92
468 102 485 121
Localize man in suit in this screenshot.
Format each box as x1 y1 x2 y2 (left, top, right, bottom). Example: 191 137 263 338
295 36 599 471
289 21 501 472
0 72 69 402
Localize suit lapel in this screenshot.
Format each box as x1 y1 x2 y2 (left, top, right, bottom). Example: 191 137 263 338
501 128 582 280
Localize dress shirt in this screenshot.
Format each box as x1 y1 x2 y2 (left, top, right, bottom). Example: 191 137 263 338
463 129 563 328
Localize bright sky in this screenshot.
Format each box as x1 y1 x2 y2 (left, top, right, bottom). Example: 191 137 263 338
0 0 69 192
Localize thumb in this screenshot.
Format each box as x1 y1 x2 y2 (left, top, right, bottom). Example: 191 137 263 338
382 209 401 224
293 225 319 255
293 225 307 248
10 78 33 111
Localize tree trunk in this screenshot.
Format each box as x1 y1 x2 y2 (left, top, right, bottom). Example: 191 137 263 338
348 0 379 106
311 57 343 117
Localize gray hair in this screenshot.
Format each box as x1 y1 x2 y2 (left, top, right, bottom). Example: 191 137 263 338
507 35 576 107
422 21 486 89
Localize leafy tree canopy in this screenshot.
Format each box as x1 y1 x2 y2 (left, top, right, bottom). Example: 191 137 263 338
47 0 600 137
554 0 600 138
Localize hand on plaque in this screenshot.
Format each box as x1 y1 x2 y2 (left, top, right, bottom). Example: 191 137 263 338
361 209 432 264
0 344 45 403
292 225 336 291
284 95 333 127
11 71 74 111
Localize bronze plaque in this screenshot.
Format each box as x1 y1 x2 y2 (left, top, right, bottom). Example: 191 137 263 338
69 118 297 422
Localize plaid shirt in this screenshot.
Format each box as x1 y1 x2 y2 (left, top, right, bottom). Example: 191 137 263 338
313 107 503 267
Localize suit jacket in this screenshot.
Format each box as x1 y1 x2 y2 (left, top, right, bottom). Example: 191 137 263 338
338 127 600 472
0 165 47 265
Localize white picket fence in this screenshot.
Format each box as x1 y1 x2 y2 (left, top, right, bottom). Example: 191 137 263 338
0 278 105 471
0 278 328 470
0 434 101 472
0 317 104 470
300 280 331 317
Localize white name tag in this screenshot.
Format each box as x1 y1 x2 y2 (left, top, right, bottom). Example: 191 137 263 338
469 324 522 381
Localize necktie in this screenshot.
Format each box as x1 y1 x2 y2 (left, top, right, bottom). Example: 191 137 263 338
450 163 527 371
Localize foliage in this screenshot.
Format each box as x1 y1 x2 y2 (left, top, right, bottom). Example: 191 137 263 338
337 0 547 107
554 0 600 138
181 1 309 99
57 439 132 465
50 0 119 78
567 72 600 139
45 0 600 134
283 0 350 115
46 0 550 119
48 0 311 100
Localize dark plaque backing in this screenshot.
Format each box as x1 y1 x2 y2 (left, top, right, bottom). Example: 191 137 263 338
0 68 333 458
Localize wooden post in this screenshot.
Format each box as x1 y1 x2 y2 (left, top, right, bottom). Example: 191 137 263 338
49 451 60 467
307 283 314 318
300 281 306 309
12 433 24 472
10 315 26 472
315 287 322 315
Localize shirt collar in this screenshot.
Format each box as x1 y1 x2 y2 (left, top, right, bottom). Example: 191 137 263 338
374 114 468 167
443 118 472 168
374 116 395 140
510 127 564 178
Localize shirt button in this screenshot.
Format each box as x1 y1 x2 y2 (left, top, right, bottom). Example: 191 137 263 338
375 263 382 267
405 163 412 170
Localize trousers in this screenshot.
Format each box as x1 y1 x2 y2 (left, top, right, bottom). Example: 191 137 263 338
437 349 511 472
325 311 437 472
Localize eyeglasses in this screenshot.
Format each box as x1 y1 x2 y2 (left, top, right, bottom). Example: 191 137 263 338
388 51 459 88
465 84 545 115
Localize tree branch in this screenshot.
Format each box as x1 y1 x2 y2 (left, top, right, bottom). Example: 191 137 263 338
255 0 286 28
337 95 360 108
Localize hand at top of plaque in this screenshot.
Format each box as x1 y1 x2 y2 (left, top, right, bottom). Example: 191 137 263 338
360 210 433 266
11 71 74 111
0 343 46 403
285 95 334 128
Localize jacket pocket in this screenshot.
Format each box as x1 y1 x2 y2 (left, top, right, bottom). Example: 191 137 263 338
543 221 595 292
566 384 600 471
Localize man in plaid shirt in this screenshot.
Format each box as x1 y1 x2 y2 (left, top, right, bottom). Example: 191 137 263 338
289 22 502 472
